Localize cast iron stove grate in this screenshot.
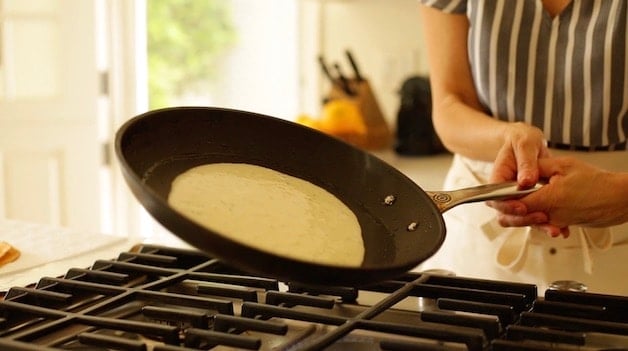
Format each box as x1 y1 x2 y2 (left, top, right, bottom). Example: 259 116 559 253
1 244 627 350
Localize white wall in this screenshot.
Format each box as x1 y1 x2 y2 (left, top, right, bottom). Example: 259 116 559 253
183 0 428 127
209 0 300 120
316 0 429 126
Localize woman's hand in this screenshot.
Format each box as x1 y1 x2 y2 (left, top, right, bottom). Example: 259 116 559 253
490 156 628 233
491 122 550 187
487 123 566 236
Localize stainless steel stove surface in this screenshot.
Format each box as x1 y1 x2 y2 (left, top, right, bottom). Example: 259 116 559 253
1 244 627 351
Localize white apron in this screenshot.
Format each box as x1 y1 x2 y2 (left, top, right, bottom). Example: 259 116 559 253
415 149 628 295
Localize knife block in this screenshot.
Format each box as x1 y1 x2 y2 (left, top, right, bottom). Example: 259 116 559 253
325 79 392 150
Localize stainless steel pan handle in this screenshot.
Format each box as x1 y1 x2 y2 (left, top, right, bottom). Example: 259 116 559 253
425 182 543 213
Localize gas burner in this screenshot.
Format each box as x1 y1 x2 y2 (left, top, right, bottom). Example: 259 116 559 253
549 280 588 292
1 244 627 350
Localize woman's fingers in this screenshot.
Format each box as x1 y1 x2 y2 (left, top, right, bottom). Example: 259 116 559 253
533 224 570 238
492 210 570 238
486 199 527 215
495 210 549 227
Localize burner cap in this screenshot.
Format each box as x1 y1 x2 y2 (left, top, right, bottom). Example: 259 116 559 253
548 280 588 292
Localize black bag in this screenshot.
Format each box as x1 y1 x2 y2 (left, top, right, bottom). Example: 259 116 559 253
394 76 447 156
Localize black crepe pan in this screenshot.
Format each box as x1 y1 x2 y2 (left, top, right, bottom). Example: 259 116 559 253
115 106 540 286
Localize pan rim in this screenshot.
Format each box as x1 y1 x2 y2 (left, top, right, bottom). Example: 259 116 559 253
114 106 447 286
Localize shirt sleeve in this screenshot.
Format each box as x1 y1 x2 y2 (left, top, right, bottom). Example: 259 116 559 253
419 0 467 14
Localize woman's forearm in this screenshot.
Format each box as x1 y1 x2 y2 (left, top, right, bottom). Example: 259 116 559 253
432 93 512 162
609 172 628 225
419 4 512 162
419 4 547 165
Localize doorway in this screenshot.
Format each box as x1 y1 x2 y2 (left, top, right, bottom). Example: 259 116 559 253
0 0 106 233
0 0 316 238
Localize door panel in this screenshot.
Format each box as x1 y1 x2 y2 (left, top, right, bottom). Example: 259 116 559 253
0 0 103 232
1 149 64 225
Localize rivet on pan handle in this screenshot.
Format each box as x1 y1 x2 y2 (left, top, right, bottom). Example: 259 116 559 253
425 181 544 213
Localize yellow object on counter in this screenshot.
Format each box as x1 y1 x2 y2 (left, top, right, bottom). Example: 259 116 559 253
295 114 322 131
296 99 368 147
297 77 392 150
0 241 21 267
319 99 367 135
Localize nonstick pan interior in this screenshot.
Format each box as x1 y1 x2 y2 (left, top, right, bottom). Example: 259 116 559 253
115 106 446 286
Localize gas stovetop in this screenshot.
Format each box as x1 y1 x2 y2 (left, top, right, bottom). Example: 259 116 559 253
1 244 627 351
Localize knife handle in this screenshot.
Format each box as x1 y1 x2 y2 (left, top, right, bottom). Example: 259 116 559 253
345 50 364 82
333 63 355 96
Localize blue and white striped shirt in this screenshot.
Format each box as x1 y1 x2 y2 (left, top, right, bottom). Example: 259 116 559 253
420 0 628 150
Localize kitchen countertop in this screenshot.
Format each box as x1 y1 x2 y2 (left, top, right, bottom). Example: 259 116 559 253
0 219 190 291
370 149 453 191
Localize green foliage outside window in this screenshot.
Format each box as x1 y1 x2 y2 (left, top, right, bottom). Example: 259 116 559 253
147 0 237 109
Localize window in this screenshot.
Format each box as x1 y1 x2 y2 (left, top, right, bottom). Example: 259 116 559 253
146 0 301 120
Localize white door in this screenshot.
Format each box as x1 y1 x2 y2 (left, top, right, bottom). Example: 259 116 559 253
0 0 104 232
